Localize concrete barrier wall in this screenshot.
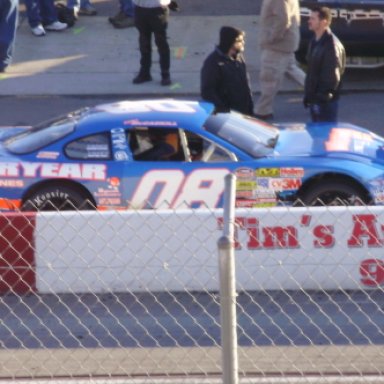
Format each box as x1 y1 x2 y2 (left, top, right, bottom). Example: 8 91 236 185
2 207 384 294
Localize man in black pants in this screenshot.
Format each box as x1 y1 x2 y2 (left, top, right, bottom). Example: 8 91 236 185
132 0 171 86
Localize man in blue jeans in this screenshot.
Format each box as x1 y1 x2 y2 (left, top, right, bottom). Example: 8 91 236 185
0 0 18 72
109 0 135 29
24 0 68 36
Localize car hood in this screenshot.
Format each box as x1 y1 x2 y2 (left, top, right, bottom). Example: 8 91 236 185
274 122 384 162
0 126 30 141
0 126 31 157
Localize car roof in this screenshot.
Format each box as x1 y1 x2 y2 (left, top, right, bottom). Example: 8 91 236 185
76 99 215 134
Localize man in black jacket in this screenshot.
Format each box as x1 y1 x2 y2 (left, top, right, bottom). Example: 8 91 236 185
303 6 346 122
200 26 254 116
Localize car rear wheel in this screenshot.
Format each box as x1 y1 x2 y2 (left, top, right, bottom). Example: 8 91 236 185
22 185 95 211
298 180 368 206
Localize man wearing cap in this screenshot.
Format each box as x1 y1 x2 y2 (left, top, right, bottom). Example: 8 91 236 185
200 26 254 116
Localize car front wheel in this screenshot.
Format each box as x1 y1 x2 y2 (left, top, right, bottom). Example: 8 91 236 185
298 180 369 206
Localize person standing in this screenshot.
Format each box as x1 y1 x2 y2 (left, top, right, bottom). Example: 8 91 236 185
303 6 346 122
0 0 18 72
67 0 97 17
254 0 305 120
200 26 254 115
132 0 171 86
109 0 135 29
24 0 68 36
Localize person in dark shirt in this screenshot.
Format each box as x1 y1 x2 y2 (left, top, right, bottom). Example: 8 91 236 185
200 26 254 116
303 6 346 122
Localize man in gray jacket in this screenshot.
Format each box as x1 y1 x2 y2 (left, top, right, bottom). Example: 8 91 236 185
254 0 305 120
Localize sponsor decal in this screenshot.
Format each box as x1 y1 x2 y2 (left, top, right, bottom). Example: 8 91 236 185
0 162 107 181
235 198 277 208
269 178 302 191
124 119 178 127
235 167 254 179
255 168 280 177
280 167 304 178
114 151 129 161
236 180 256 191
36 151 60 160
98 197 122 205
256 177 270 189
253 190 276 199
0 179 24 188
111 127 129 151
108 177 120 187
236 190 254 199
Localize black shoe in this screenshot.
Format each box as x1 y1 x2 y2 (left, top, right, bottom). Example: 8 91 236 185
109 10 125 24
132 73 152 84
161 76 171 86
254 113 274 120
111 16 135 28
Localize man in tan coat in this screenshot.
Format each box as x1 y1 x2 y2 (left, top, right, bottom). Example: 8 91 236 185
254 0 305 120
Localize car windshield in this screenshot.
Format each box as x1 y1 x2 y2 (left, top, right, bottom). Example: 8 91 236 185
204 112 279 158
4 109 88 154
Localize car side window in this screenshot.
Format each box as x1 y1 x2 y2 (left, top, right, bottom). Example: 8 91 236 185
128 127 184 161
185 131 236 162
65 133 112 160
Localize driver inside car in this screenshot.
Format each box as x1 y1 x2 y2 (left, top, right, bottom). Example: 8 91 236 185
134 129 180 161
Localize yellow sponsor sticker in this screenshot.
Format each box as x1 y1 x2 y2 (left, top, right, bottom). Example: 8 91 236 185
255 168 280 177
236 180 257 191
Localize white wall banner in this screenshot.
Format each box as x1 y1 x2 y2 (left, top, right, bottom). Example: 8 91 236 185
32 207 384 293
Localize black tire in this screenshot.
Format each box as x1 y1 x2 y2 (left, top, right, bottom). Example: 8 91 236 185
298 180 368 206
22 185 95 211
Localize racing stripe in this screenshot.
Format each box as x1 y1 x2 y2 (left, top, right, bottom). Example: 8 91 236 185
0 198 22 210
0 212 36 294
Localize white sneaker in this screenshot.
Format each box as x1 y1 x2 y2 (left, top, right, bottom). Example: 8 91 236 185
45 21 68 31
31 24 46 36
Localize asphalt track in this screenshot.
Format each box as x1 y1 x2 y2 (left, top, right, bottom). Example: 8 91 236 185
1 290 384 349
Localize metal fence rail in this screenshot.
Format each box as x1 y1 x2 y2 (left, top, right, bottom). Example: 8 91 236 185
1 181 384 382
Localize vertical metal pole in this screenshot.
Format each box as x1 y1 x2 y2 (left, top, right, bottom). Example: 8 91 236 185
218 173 238 384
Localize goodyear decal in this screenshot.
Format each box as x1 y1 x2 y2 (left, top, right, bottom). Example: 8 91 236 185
0 162 107 180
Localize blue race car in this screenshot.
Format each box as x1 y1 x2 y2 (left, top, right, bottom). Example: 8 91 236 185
0 98 384 211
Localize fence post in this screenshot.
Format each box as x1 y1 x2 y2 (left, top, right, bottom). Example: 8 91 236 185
218 173 238 384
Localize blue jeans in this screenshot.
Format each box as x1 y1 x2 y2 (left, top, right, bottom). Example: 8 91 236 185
0 0 18 70
120 0 134 17
24 0 57 27
310 100 339 122
67 0 92 9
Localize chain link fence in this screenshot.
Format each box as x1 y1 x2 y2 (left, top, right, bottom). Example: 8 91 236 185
1 185 384 382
